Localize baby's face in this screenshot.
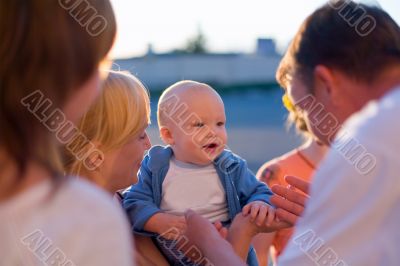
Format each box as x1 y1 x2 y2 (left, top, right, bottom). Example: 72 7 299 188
169 89 227 165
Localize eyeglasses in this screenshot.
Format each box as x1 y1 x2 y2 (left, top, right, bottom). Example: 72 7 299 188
282 93 295 112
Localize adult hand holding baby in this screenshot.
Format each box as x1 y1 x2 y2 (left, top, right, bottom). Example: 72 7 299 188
242 200 276 227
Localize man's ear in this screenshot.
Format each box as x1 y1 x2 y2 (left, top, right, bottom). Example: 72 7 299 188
313 65 340 106
160 126 174 145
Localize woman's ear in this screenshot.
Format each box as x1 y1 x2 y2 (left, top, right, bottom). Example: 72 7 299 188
84 150 105 171
83 140 104 171
160 126 174 145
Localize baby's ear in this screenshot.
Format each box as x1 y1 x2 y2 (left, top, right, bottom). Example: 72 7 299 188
160 126 174 145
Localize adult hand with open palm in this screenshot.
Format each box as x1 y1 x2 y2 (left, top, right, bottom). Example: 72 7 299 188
270 175 310 225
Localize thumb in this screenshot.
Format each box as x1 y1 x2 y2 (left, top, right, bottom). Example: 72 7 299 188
185 209 196 221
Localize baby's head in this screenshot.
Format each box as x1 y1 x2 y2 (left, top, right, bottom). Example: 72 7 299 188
157 80 227 165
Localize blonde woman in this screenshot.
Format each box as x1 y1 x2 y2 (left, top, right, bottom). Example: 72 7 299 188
64 71 151 193
64 70 168 266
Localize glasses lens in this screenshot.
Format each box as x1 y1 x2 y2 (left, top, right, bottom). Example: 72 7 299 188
282 94 295 112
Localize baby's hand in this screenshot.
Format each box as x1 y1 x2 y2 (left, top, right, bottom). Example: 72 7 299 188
154 213 187 240
242 201 276 227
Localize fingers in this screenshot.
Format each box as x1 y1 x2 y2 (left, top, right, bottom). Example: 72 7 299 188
171 224 186 237
256 218 291 233
242 204 251 216
284 175 310 194
172 215 187 233
275 208 300 226
270 194 305 218
214 221 223 231
219 227 228 239
255 205 267 226
271 184 308 207
213 222 228 239
243 202 274 226
250 204 260 221
265 207 275 226
273 220 291 229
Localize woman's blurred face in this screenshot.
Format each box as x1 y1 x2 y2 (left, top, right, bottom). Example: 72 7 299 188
63 70 102 124
63 60 112 124
101 128 151 193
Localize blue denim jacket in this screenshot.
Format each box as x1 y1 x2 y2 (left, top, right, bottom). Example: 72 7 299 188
123 145 273 265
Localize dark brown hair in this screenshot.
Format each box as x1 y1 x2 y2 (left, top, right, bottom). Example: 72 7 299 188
277 0 400 90
0 0 116 181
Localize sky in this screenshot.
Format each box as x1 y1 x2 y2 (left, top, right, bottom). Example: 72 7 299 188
109 0 400 59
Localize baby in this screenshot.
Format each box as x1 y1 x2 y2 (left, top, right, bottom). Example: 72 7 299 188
123 80 275 265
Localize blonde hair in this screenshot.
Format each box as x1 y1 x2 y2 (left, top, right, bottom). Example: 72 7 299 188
64 71 150 176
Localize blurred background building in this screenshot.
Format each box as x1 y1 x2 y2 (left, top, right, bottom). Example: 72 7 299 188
114 38 281 91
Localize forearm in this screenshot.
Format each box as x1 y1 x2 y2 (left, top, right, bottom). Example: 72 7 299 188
227 227 255 261
201 234 245 266
226 214 259 261
252 233 276 266
143 212 165 233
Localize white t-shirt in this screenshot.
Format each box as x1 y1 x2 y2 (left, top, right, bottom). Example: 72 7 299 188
160 157 229 223
279 87 400 266
0 178 134 266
